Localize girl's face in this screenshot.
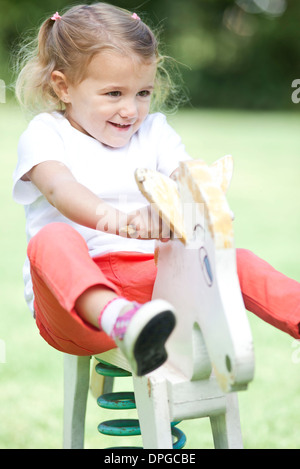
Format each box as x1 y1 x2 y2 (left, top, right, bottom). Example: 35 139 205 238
60 51 157 148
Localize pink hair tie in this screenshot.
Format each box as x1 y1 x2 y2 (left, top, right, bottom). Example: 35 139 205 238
131 13 141 20
51 12 61 21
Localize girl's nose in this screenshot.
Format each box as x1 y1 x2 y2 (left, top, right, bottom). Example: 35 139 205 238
119 98 138 119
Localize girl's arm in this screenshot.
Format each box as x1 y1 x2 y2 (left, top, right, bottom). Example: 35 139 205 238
27 161 126 235
26 160 170 239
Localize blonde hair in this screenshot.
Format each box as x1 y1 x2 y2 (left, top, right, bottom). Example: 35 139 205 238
15 3 180 115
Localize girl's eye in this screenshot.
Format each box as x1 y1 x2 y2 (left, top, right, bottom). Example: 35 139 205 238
107 91 121 97
106 90 151 98
138 90 151 97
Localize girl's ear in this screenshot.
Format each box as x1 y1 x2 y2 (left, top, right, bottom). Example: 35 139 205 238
51 71 71 103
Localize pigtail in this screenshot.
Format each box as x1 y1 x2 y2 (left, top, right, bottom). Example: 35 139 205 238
15 17 63 115
37 18 63 104
37 17 56 67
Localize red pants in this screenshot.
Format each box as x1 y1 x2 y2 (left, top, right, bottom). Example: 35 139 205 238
27 223 300 356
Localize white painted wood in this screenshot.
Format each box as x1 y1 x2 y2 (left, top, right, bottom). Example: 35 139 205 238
95 348 132 373
63 354 90 449
133 373 173 449
89 357 114 399
210 393 243 449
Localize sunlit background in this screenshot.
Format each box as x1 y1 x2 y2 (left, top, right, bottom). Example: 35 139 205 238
0 0 300 449
1 0 300 109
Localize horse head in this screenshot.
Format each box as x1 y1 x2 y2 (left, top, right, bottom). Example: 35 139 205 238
135 156 254 393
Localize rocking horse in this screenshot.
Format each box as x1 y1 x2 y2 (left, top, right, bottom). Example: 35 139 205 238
63 155 255 449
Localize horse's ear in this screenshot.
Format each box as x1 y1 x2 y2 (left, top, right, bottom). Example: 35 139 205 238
210 155 233 193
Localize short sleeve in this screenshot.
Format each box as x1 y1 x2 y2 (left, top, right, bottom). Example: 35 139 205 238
152 114 192 176
12 113 68 205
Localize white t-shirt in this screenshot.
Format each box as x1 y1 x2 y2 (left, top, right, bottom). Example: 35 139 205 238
13 111 191 314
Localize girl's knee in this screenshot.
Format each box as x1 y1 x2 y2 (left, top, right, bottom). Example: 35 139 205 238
27 222 83 259
236 248 254 260
236 248 254 270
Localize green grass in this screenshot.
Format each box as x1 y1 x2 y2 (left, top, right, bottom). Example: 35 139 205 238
0 103 300 449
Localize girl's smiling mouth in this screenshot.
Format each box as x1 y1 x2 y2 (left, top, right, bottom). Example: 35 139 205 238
109 121 132 130
109 122 132 130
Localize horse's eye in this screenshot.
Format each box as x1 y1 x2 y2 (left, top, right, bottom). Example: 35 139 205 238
199 247 213 286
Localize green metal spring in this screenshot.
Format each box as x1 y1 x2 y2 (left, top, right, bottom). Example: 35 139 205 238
95 359 186 449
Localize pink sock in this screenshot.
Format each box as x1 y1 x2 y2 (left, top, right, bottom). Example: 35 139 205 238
98 298 131 336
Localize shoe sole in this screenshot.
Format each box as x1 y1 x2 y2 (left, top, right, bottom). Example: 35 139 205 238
133 310 176 376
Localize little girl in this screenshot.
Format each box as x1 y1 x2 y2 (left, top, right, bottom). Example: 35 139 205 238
13 3 300 376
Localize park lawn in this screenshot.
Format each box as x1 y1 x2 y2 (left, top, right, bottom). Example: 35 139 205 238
0 103 299 449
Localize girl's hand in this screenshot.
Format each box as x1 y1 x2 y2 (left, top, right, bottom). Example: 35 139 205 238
119 205 171 241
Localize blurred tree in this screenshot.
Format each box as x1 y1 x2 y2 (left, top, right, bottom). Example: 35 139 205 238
1 0 299 109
